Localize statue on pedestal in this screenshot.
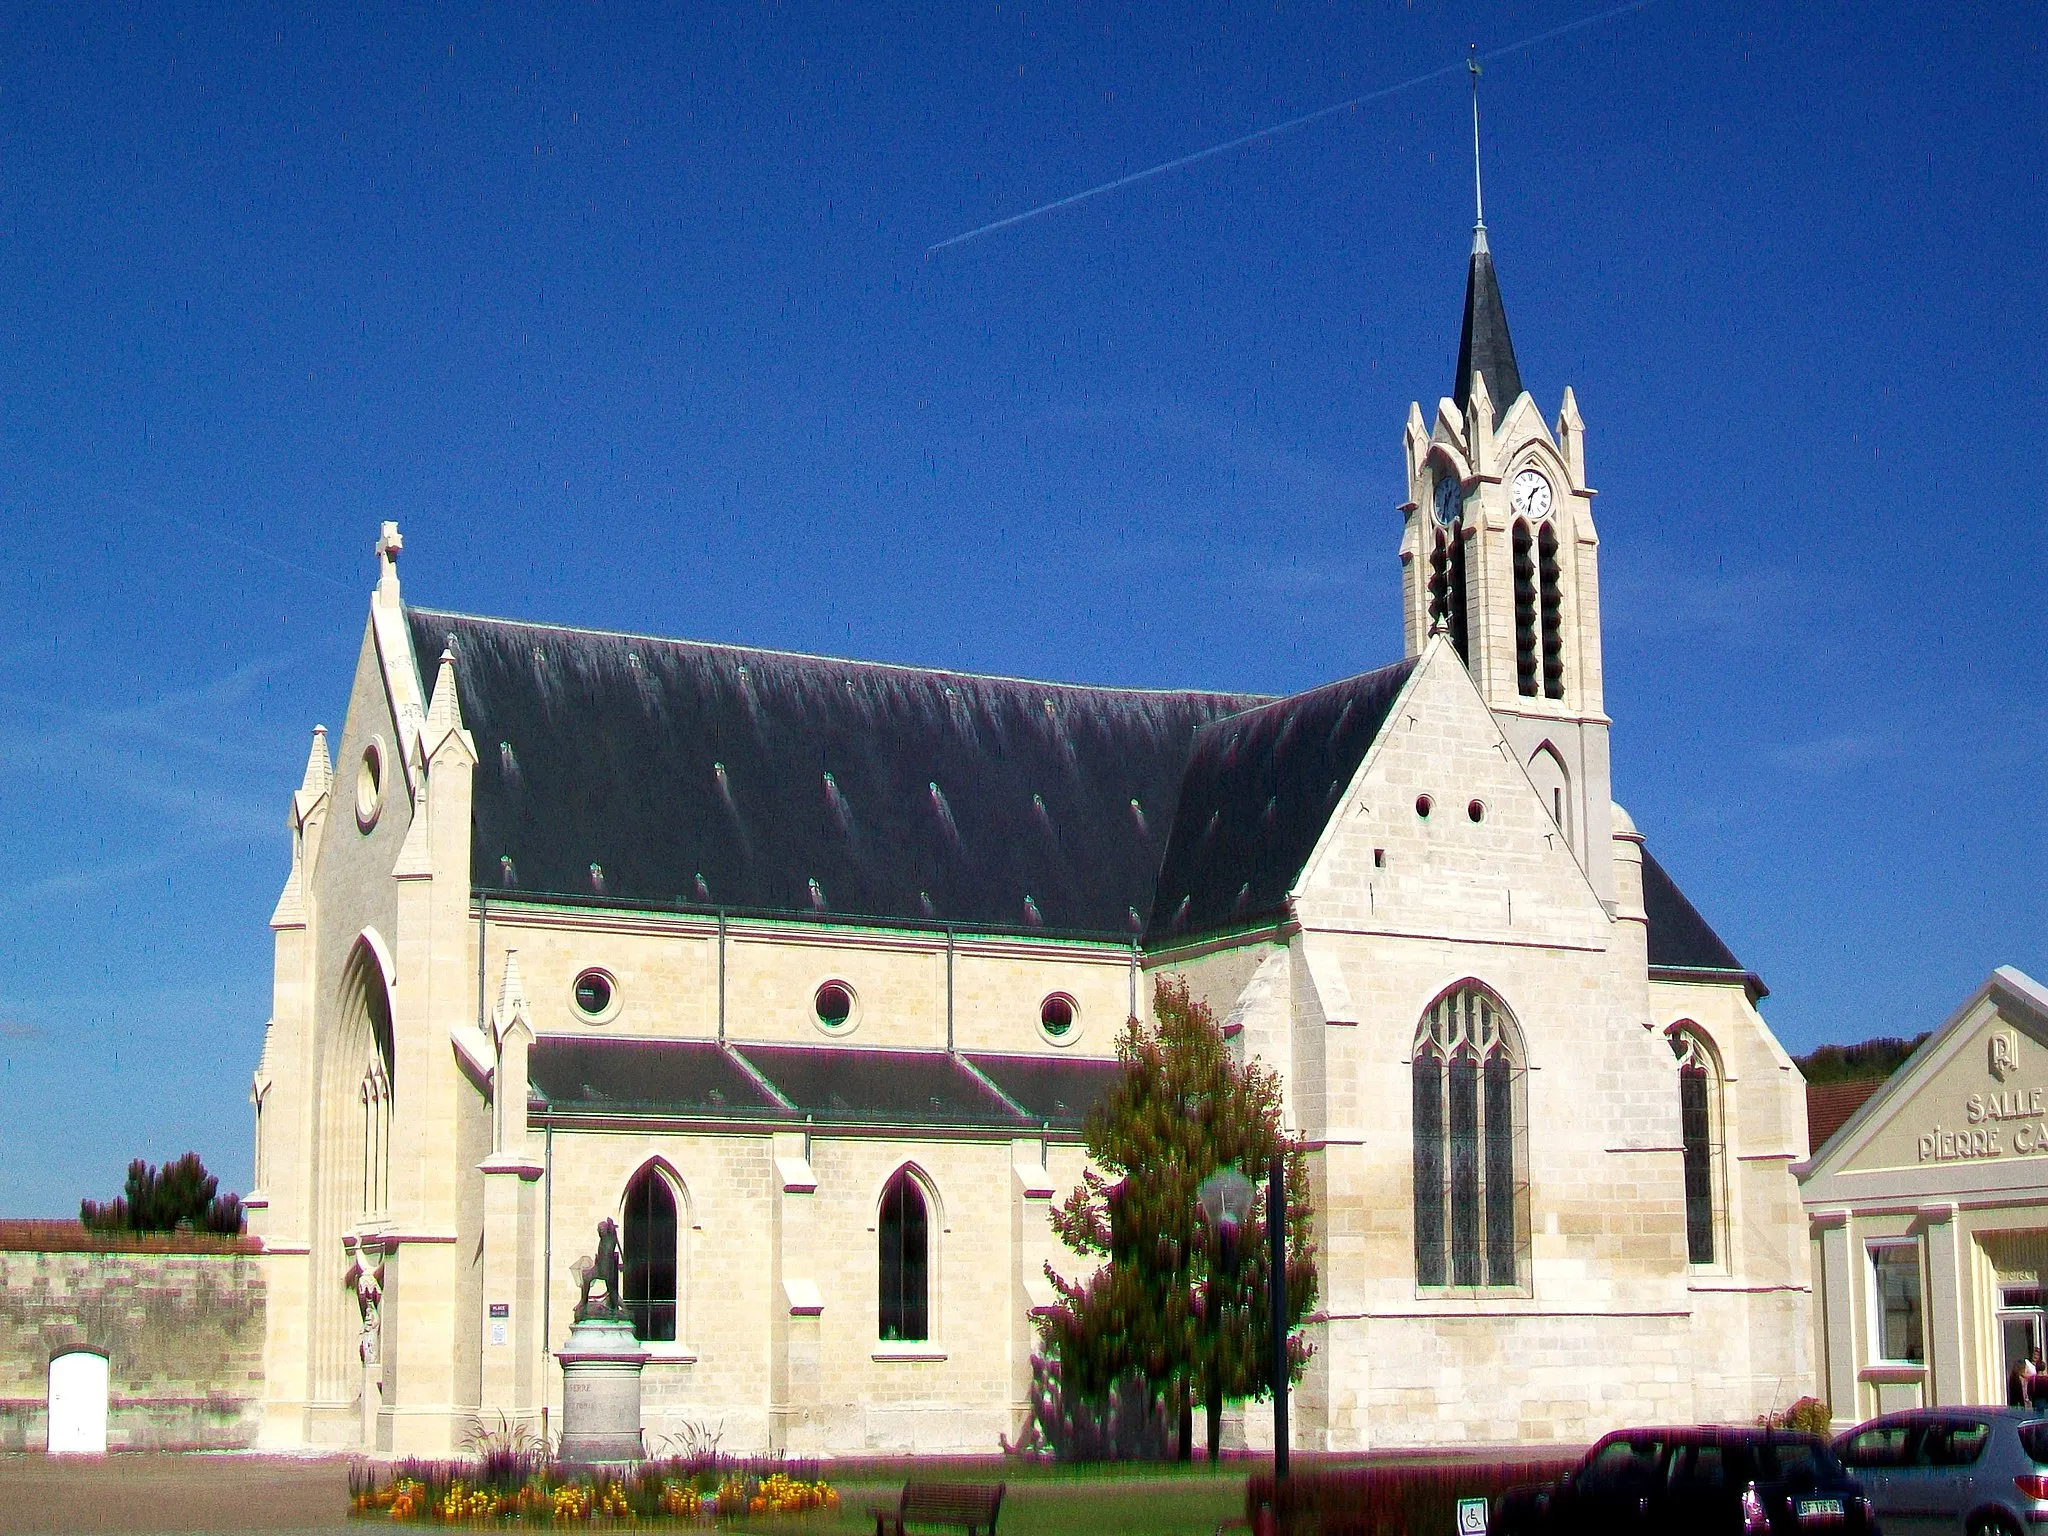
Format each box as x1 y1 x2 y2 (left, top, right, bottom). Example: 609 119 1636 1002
574 1218 624 1323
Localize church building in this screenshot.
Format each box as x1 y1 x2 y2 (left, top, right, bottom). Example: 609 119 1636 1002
246 220 1815 1456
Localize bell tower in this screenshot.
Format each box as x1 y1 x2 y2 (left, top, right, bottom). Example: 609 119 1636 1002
1396 81 1616 903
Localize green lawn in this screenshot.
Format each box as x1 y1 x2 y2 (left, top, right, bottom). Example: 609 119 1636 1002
751 1471 1246 1536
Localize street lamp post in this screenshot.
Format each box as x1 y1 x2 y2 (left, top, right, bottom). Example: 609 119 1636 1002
1269 1155 1288 1482
1196 1165 1256 1466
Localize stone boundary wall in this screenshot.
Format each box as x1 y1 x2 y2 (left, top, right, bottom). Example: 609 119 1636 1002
0 1221 266 1451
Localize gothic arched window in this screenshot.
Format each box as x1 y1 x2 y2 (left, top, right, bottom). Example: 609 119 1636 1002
623 1166 679 1343
1512 520 1539 697
1538 523 1565 699
878 1168 930 1342
1669 1025 1725 1267
1413 985 1526 1289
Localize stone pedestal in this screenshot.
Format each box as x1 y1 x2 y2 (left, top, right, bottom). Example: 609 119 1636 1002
555 1317 648 1464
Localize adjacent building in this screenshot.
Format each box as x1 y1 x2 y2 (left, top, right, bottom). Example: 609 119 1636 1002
1800 967 2048 1425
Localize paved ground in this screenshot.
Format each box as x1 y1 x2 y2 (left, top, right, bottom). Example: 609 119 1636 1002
0 1454 353 1535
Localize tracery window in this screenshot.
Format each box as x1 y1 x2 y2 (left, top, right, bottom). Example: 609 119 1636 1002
878 1168 930 1342
1669 1025 1725 1266
623 1165 680 1343
1413 986 1526 1288
360 1061 391 1217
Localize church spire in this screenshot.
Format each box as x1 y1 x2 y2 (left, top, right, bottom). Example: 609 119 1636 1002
1454 50 1522 426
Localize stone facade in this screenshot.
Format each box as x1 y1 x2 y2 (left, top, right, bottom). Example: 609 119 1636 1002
244 235 1815 1456
0 1223 265 1451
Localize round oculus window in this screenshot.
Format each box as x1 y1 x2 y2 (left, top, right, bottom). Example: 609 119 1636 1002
572 969 616 1021
355 738 385 832
1468 799 1486 823
1040 993 1079 1043
814 981 855 1033
1415 794 1434 819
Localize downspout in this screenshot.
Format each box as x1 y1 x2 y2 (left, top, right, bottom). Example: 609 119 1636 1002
946 924 955 1052
541 1122 554 1441
478 891 488 1033
717 909 727 1042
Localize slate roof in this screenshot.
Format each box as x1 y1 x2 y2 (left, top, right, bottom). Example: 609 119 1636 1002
1454 231 1523 426
1147 660 1417 944
527 1038 787 1118
1641 847 1757 982
406 607 1751 989
526 1036 1118 1131
411 608 1261 940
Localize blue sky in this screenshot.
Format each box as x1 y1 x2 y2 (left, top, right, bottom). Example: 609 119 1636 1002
0 1 2040 1215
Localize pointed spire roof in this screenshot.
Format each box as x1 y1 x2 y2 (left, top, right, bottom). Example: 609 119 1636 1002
1454 226 1523 427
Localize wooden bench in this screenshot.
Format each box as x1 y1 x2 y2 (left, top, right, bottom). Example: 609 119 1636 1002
870 1481 1005 1536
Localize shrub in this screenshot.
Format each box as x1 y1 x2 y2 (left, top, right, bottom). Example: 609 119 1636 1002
1001 1351 1181 1462
80 1153 243 1235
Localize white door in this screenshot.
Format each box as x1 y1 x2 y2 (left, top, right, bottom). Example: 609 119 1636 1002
47 1350 108 1455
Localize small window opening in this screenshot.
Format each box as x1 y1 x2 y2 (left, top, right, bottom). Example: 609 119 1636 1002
1039 994 1077 1040
814 981 855 1031
1373 848 1386 869
1415 795 1433 819
1468 799 1485 823
573 969 614 1019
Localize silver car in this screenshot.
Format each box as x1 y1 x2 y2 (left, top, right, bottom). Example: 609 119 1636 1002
1835 1407 2048 1535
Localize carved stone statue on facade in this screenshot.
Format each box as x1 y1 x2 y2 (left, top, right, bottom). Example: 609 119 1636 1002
573 1218 623 1323
354 1258 383 1365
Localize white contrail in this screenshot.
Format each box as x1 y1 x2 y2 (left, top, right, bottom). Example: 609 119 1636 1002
927 0 1658 256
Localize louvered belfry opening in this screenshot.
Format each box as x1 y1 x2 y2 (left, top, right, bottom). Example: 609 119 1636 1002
1412 986 1527 1289
1538 523 1565 699
623 1166 679 1343
1512 520 1539 696
1428 528 1470 664
878 1168 929 1342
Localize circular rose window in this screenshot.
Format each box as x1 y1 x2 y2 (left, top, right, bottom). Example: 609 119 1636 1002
572 969 618 1023
356 738 386 832
1040 993 1079 1043
814 981 856 1034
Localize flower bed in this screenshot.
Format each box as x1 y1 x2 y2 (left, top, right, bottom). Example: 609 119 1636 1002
349 1458 840 1524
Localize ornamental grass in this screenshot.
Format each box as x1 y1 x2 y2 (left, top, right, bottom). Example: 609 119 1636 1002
347 1457 840 1525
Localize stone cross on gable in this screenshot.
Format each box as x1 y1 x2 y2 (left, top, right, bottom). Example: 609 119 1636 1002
376 522 404 591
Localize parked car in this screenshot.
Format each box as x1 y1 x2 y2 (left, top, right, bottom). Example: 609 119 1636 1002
1493 1425 1879 1534
1835 1407 2048 1535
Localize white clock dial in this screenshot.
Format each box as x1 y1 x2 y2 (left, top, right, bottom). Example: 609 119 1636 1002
1432 474 1462 528
1511 468 1554 521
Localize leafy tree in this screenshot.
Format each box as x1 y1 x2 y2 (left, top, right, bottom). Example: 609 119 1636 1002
1039 975 1317 1461
1794 1035 1928 1085
81 1152 243 1235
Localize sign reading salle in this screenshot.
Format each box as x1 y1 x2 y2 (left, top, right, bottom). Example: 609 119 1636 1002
1920 1029 2048 1164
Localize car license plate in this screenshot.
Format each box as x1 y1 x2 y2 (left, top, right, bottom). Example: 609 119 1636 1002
1795 1498 1845 1524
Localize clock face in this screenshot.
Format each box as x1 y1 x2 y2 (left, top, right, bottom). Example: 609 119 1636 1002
1432 475 1462 529
1511 468 1554 521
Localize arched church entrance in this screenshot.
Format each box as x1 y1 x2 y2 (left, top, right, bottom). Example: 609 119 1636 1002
310 932 396 1443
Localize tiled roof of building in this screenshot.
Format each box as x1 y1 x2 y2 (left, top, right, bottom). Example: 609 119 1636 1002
413 608 1260 940
527 1036 1120 1131
1806 1078 1887 1159
1147 660 1417 944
